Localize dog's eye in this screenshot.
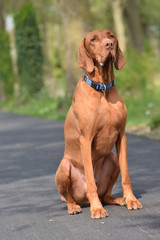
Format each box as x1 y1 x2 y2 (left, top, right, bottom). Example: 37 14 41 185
106 31 114 39
109 34 114 39
90 36 97 42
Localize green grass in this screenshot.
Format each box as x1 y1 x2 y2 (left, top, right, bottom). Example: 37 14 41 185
124 88 160 128
0 88 159 131
0 95 71 121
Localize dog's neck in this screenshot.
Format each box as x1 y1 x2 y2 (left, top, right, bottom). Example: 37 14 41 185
87 60 115 85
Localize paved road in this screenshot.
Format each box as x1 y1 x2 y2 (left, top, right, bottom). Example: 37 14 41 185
0 111 160 240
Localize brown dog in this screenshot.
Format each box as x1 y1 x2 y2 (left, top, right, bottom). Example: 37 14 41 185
55 30 142 219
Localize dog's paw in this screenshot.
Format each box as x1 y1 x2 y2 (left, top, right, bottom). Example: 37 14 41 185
68 203 82 215
91 207 108 219
125 197 143 210
103 196 125 206
114 197 125 206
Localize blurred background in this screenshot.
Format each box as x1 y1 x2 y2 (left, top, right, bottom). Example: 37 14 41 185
0 0 160 138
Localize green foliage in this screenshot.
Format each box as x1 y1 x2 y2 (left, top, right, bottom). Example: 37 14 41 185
149 101 160 129
14 0 44 98
52 48 65 91
52 48 64 79
0 30 14 97
0 93 72 121
150 110 160 129
139 0 160 27
115 48 154 96
115 48 160 131
90 0 113 29
0 0 160 136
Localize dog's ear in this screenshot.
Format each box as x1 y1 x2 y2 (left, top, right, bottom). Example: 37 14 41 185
78 38 94 73
114 43 126 70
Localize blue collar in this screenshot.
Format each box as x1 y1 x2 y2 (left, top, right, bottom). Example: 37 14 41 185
83 73 115 92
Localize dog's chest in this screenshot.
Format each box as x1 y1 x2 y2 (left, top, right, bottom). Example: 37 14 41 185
92 98 126 156
98 96 126 129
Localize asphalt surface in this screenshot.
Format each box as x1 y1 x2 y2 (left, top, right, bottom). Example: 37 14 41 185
0 111 160 240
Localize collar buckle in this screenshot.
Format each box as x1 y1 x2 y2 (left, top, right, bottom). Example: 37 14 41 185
102 84 106 92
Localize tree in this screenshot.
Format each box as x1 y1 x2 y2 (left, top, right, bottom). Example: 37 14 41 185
124 0 144 52
112 0 126 52
0 1 5 29
0 0 15 98
59 0 93 96
14 0 44 98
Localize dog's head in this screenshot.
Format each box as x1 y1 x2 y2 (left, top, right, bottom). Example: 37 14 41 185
78 30 126 73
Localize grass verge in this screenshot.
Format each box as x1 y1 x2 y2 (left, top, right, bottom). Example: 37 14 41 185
0 88 160 138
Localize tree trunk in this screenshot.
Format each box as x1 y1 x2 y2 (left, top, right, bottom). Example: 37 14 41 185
0 0 5 30
59 0 93 97
124 0 144 52
0 0 5 99
112 0 126 53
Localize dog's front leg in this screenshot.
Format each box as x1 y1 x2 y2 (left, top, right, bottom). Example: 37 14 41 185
116 130 143 210
80 136 108 218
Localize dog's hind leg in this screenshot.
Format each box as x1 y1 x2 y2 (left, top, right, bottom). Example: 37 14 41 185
55 158 82 215
102 153 125 206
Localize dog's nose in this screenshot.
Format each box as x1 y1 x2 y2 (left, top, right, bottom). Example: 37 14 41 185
104 39 113 49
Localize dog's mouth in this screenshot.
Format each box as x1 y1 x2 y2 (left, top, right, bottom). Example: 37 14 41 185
99 52 115 67
100 62 105 66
